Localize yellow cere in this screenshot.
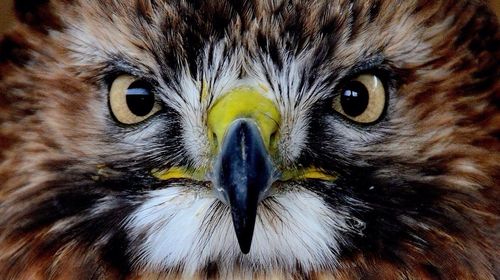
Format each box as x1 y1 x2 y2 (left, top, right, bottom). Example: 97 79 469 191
281 168 338 182
152 167 205 181
207 87 280 151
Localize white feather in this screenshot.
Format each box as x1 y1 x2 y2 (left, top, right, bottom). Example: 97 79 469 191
126 186 362 276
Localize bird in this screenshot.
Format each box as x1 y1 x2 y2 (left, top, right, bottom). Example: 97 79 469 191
0 0 498 279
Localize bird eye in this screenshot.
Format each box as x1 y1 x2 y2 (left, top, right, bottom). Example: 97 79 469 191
109 75 161 124
333 74 386 123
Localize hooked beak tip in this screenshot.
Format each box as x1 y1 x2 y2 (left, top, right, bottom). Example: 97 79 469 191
232 214 255 254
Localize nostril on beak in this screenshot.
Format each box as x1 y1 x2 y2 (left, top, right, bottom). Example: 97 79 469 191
212 131 218 149
207 128 220 152
270 130 278 149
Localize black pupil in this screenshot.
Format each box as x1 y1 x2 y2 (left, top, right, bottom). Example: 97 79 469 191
340 81 369 117
126 81 155 117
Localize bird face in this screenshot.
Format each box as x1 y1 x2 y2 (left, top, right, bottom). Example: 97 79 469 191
0 0 498 278
106 50 371 270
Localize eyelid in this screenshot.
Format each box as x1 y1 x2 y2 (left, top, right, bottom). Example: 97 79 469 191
344 55 385 78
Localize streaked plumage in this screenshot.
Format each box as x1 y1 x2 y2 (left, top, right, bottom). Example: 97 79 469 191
0 0 498 279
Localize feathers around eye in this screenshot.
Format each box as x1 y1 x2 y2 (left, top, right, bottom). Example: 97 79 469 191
0 0 498 279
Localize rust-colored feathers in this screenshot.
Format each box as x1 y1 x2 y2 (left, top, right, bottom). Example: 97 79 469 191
0 0 498 279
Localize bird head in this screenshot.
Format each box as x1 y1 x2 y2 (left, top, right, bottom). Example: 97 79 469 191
0 0 498 278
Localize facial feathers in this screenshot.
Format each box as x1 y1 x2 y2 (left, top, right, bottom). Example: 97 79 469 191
0 0 498 279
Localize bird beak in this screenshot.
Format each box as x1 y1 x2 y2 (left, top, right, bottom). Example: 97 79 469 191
152 86 336 253
208 87 280 254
